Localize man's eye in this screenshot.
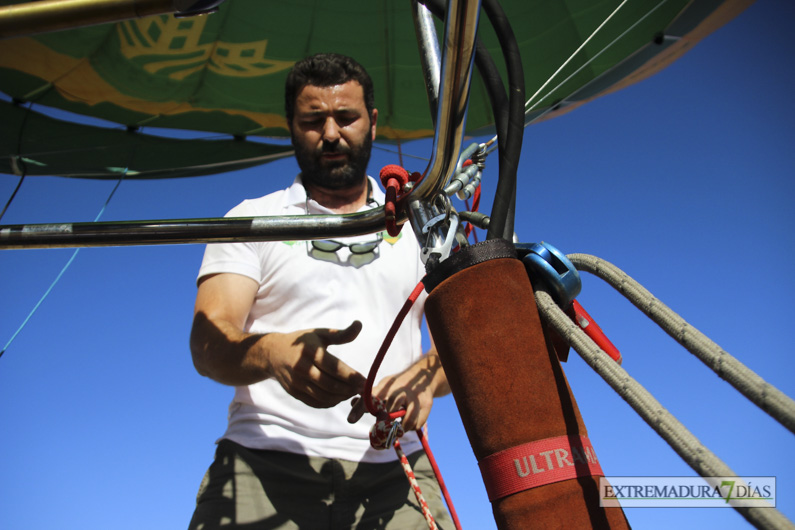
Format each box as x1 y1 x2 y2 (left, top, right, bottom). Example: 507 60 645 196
337 117 355 126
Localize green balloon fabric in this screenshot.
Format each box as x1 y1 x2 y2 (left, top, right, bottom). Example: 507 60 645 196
0 0 752 179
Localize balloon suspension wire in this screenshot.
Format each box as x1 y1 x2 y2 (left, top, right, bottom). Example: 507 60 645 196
0 172 25 222
0 145 134 359
373 143 429 163
0 99 34 222
484 0 672 154
525 0 630 111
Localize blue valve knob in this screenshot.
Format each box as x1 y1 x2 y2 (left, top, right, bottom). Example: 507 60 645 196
519 242 581 308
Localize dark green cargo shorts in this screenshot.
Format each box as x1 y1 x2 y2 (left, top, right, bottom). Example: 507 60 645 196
189 439 453 529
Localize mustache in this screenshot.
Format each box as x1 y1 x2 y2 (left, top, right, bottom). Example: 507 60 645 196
319 142 352 155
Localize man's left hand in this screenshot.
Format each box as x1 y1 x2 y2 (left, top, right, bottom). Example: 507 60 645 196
347 352 449 432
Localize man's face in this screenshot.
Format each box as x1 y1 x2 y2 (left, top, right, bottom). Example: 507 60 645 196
290 81 377 190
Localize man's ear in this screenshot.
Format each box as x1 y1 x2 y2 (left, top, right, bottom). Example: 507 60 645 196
370 108 378 140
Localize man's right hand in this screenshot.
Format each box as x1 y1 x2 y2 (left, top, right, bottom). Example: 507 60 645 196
263 320 367 408
191 273 365 409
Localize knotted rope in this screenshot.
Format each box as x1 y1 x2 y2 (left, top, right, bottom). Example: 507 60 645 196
361 280 461 530
533 254 795 530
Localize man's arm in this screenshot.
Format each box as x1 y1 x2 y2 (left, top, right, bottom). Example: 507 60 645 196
347 337 450 431
190 272 366 408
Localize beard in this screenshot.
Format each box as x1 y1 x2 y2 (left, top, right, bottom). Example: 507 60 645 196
293 132 373 191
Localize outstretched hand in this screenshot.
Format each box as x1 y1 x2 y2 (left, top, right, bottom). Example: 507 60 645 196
266 320 367 409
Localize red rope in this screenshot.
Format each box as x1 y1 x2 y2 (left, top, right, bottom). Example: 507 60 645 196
395 438 438 530
419 426 463 530
361 279 462 530
362 280 425 418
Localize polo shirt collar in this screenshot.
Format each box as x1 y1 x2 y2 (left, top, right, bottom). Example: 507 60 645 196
284 174 386 213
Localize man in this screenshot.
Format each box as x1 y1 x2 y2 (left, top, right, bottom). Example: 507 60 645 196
188 53 453 529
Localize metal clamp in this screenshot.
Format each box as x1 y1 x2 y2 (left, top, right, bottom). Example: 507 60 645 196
386 418 403 448
519 242 581 308
419 194 461 265
421 212 460 265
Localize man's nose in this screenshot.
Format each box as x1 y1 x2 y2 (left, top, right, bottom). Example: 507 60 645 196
321 117 341 143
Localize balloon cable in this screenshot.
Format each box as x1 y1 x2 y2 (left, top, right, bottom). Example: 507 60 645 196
0 172 25 222
1 99 33 222
1 171 127 360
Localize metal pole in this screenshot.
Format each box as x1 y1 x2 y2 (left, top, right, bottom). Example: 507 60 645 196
0 0 480 250
405 0 480 251
0 211 387 250
411 0 442 126
0 0 178 39
412 0 479 203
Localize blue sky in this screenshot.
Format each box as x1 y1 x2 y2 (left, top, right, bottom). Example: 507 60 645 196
1 0 793 528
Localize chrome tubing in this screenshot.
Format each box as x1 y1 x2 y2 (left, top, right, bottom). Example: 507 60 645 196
411 0 442 125
404 0 481 249
412 0 480 201
0 0 480 250
0 210 386 249
0 0 225 39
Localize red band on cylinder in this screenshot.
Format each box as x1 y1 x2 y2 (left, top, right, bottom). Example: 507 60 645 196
478 435 604 501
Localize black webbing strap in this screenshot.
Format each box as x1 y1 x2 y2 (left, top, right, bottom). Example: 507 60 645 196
423 239 517 294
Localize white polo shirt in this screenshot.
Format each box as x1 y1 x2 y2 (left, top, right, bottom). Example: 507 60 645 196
197 176 427 463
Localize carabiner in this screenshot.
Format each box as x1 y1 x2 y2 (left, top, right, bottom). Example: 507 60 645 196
386 418 404 448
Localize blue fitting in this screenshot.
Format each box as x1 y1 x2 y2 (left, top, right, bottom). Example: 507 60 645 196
519 242 581 308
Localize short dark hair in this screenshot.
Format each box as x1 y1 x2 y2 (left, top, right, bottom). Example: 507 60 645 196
285 53 375 126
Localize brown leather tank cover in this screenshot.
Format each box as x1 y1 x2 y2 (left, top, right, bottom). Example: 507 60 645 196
425 254 630 529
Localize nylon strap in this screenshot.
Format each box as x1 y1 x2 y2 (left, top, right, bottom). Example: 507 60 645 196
423 238 516 293
478 435 604 501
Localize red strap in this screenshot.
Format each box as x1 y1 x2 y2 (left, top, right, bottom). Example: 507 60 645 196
568 300 622 364
478 435 604 501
